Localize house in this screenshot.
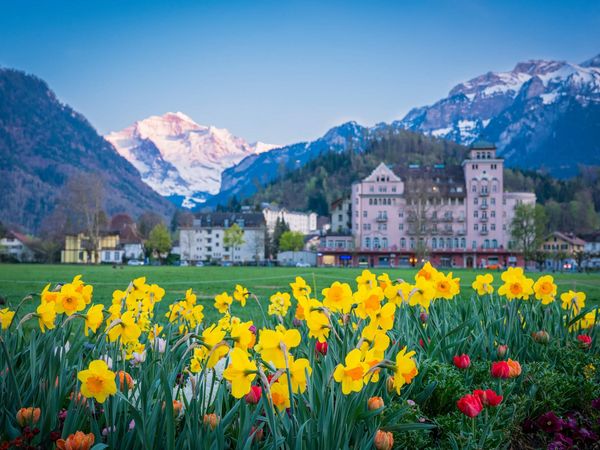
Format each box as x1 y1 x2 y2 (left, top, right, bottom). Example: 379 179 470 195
0 231 36 262
330 197 352 234
262 204 317 235
580 231 600 268
318 141 536 268
540 231 586 271
61 232 123 264
277 250 317 267
178 212 267 264
110 214 144 260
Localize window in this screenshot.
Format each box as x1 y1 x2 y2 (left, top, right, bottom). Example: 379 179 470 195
382 238 388 248
410 238 415 249
439 238 444 249
474 224 479 231
454 238 459 248
114 251 120 260
373 238 380 249
474 211 478 218
432 237 437 249
446 238 452 249
363 211 367 218
472 240 477 250
104 251 110 261
491 224 496 231
400 238 406 248
492 239 498 249
460 238 466 248
491 198 496 205
484 239 490 249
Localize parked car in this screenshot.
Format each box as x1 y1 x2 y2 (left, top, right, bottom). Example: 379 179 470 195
221 261 233 267
296 262 311 268
180 260 189 267
127 260 144 266
195 261 205 267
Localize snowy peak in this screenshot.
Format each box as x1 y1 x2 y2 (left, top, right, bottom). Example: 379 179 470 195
396 53 600 176
105 112 276 208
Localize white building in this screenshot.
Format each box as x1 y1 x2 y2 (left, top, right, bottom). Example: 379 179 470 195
262 205 317 235
179 212 266 264
330 197 352 233
0 231 35 262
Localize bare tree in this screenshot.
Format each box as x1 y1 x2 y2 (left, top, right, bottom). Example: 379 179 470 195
405 179 442 262
59 174 107 263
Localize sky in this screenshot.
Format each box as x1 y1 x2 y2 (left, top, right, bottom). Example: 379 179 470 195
1 0 599 144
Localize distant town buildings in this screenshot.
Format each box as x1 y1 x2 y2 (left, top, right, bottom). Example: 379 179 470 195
0 231 35 262
262 204 317 235
179 212 266 264
61 232 123 264
540 231 586 271
319 142 536 268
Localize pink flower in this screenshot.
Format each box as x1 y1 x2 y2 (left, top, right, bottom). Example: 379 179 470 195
453 354 471 369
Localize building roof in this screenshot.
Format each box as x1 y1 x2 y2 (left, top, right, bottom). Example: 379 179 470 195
579 231 600 243
394 164 466 198
547 231 586 246
470 140 496 150
5 230 31 244
192 212 266 228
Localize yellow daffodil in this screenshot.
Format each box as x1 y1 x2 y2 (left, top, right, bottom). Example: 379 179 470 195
0 308 15 330
191 324 229 371
534 275 557 305
84 305 104 336
270 378 291 411
354 286 384 319
560 290 586 314
37 301 56 333
356 269 376 289
287 357 312 393
415 262 439 282
377 273 392 291
230 320 255 350
268 292 291 316
322 281 353 313
333 348 369 395
255 326 301 369
431 272 460 300
290 277 312 300
472 273 494 295
391 347 418 394
368 302 396 331
222 347 257 398
55 283 86 316
497 267 534 300
233 284 249 307
306 310 330 342
108 311 141 344
214 292 233 314
384 282 410 305
41 283 59 304
77 360 117 403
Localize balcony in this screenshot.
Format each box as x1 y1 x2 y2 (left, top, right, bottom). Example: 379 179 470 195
480 216 488 222
376 216 388 223
441 216 453 222
457 229 467 236
480 190 489 197
457 216 465 222
480 229 489 235
480 204 488 210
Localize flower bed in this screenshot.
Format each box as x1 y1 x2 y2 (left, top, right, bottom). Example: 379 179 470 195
0 264 599 449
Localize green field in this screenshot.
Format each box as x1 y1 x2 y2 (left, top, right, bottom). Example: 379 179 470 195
1 264 600 324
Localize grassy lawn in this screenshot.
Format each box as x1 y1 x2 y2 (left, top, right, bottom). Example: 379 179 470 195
1 264 600 324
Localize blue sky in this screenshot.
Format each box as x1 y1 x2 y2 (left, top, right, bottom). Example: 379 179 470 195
1 0 599 144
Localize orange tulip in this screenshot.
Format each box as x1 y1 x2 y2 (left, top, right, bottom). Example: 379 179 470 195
507 359 522 378
367 396 385 411
56 431 95 450
203 413 219 430
117 370 134 390
16 407 40 427
374 430 394 450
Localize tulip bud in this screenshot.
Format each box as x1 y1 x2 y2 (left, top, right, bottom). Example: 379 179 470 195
452 354 471 369
16 407 41 427
532 330 550 344
172 400 183 416
245 385 262 404
315 341 328 356
117 371 134 390
419 311 428 323
251 426 264 442
496 344 508 359
374 430 394 450
367 396 385 411
386 376 395 394
203 413 219 430
577 334 592 349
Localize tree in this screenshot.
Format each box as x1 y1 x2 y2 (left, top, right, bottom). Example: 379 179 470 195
279 231 305 252
170 209 194 232
58 174 107 263
146 224 172 263
223 223 245 262
270 217 290 257
510 203 548 267
138 212 164 239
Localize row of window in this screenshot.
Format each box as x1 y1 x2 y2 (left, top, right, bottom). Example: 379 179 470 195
361 237 502 250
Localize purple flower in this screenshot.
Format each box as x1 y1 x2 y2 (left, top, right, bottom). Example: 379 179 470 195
575 427 598 442
561 414 577 431
591 397 600 410
537 412 563 434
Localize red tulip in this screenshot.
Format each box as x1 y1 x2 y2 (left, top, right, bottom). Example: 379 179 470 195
245 385 262 404
577 334 592 349
457 394 483 418
315 341 328 356
490 361 511 379
473 389 503 407
453 354 471 369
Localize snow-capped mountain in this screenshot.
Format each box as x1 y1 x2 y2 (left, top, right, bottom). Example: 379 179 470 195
105 112 278 208
395 55 600 175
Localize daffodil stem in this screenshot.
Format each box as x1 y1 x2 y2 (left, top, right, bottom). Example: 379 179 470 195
0 336 22 406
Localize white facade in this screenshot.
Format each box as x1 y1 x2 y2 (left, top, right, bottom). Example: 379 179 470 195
179 213 266 263
262 206 317 235
0 234 35 262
